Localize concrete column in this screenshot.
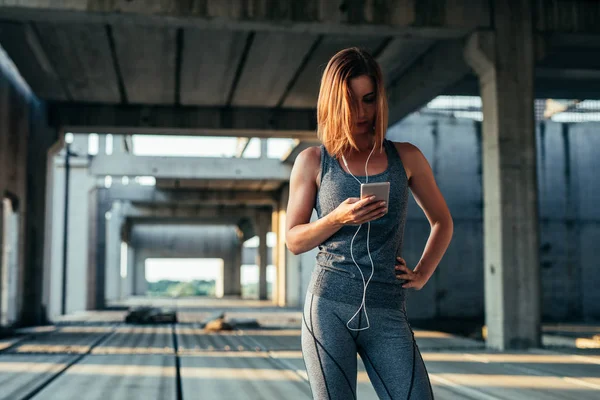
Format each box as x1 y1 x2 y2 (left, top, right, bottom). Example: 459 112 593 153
47 151 96 319
215 259 224 299
256 211 269 300
0 52 28 325
105 201 123 303
275 185 292 307
221 241 233 297
66 157 95 315
464 3 540 350
0 203 4 325
272 184 307 308
234 241 243 297
0 202 3 324
1 198 19 326
271 206 280 305
260 139 268 158
133 253 147 296
21 118 58 325
123 243 135 298
42 139 63 319
90 189 111 309
222 239 241 297
97 135 106 156
86 189 99 310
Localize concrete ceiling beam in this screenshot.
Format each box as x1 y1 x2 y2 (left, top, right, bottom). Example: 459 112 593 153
90 154 292 181
0 1 490 39
48 102 317 139
107 185 278 206
387 39 472 125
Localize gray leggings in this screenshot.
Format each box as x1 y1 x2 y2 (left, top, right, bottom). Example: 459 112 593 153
301 291 434 399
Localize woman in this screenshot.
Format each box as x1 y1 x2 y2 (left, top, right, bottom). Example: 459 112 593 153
285 47 453 399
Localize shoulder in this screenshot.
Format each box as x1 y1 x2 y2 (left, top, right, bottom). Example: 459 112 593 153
294 146 321 168
391 141 422 157
389 141 427 180
292 146 321 180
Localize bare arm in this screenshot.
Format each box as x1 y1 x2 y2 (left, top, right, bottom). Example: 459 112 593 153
395 142 454 289
285 147 385 255
285 148 343 255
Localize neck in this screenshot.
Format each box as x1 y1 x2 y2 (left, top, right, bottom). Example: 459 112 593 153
352 134 375 154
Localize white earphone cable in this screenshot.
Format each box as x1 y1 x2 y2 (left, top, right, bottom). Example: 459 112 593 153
341 142 376 331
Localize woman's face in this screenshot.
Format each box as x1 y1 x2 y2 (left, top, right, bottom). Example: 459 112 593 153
349 75 376 135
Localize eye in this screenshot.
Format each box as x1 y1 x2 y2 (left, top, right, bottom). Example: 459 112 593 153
363 96 375 104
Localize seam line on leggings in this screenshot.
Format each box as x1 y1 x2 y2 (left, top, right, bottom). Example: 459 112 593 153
301 314 315 399
309 293 331 400
304 294 357 400
406 338 416 398
404 312 433 399
360 346 394 399
413 329 434 399
403 310 417 399
416 344 434 399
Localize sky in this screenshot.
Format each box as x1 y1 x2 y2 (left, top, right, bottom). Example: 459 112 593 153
145 258 276 285
85 134 297 159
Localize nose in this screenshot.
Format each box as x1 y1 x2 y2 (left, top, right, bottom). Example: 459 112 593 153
357 102 365 119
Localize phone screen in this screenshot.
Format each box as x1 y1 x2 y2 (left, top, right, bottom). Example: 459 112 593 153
360 182 390 204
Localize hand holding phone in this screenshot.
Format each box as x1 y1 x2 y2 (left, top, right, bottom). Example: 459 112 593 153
332 192 387 226
360 182 390 206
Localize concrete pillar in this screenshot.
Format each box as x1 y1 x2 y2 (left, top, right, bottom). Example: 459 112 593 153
234 241 243 297
1 198 19 326
47 150 97 319
260 139 268 158
0 202 3 324
105 201 123 303
223 239 241 297
42 139 63 319
133 253 147 296
97 135 106 156
86 188 99 310
21 117 58 325
273 184 306 308
89 189 111 309
214 260 224 299
256 211 269 300
271 206 280 305
0 77 27 326
123 243 135 298
275 184 290 307
464 3 540 350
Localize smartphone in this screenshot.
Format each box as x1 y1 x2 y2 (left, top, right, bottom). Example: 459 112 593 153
360 182 390 205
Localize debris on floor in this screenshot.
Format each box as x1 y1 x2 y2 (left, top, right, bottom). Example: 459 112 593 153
201 312 261 332
124 306 177 324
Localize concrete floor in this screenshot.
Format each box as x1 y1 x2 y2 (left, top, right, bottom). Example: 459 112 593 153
1 298 599 399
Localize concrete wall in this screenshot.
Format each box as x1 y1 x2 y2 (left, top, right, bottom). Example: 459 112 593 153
537 122 600 320
386 115 484 321
381 114 600 321
0 45 56 327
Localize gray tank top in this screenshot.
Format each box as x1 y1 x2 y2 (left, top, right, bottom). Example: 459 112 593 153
314 138 409 285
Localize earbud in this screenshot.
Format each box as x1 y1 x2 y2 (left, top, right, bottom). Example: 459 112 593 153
341 142 377 331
